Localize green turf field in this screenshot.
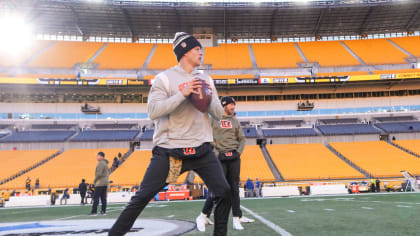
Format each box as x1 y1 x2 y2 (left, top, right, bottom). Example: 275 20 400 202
1 192 419 235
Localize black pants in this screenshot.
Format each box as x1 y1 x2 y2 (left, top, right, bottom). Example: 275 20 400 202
51 195 56 205
109 145 231 236
91 186 107 213
80 192 86 204
371 183 376 192
202 158 242 218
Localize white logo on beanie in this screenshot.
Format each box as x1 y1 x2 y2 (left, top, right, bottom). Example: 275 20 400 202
181 42 187 48
173 32 191 49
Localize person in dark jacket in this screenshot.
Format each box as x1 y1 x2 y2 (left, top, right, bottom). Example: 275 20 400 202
375 179 381 192
197 97 253 232
25 177 31 191
90 152 109 215
35 178 40 189
60 188 70 205
87 184 94 204
370 179 376 192
112 157 119 171
79 179 87 205
246 178 254 197
50 189 57 205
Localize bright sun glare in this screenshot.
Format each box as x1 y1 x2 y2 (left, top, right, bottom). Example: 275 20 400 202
0 13 34 57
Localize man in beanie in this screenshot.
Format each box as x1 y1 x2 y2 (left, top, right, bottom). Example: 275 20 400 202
196 96 254 232
90 151 109 216
109 32 231 236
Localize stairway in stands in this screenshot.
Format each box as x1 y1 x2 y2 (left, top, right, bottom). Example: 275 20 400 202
385 140 420 158
0 149 64 185
108 149 134 174
324 143 372 178
259 143 284 181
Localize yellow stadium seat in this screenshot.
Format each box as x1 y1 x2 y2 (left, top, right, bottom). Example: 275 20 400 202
298 41 360 67
0 150 59 181
394 139 420 156
240 145 275 181
28 41 103 68
93 43 154 69
0 149 127 190
0 40 51 67
344 39 407 65
267 143 364 181
147 44 178 70
204 44 252 69
390 36 420 57
330 141 420 178
252 43 302 68
110 150 152 186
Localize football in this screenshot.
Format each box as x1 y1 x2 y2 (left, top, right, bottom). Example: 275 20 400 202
189 78 212 113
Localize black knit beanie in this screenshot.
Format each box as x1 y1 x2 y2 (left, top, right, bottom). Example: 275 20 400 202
173 32 202 62
221 96 236 107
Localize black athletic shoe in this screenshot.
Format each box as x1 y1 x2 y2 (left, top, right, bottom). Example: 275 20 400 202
100 211 107 216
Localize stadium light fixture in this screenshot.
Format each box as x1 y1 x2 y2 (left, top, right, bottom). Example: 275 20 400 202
0 13 33 56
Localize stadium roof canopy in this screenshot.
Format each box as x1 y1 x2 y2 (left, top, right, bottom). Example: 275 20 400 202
0 0 419 40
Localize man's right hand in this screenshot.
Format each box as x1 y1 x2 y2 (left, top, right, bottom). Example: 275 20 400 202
182 78 202 97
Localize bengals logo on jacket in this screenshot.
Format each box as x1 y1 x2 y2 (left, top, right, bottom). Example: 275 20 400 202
183 147 196 155
220 120 232 128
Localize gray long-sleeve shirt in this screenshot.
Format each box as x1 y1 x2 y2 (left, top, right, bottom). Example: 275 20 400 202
147 65 223 149
212 114 246 155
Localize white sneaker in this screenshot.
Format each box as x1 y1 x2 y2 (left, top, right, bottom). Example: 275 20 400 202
240 216 255 223
233 217 244 230
196 213 207 232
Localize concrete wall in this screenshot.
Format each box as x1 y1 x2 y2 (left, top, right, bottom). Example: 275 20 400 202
389 132 420 140
0 132 416 151
1 95 419 114
137 138 257 150
267 134 380 144
0 103 145 114
235 96 420 111
138 140 153 150
0 141 130 151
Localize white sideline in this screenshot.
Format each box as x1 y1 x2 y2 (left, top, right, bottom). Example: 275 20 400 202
240 205 292 236
55 208 121 221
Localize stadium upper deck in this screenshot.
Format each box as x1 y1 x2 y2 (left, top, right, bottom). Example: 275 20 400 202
0 36 420 82
0 0 419 84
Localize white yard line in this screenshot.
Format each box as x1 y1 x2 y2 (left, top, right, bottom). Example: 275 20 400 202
241 205 293 236
361 207 374 210
0 202 127 210
56 209 120 221
2 192 419 211
55 214 86 221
